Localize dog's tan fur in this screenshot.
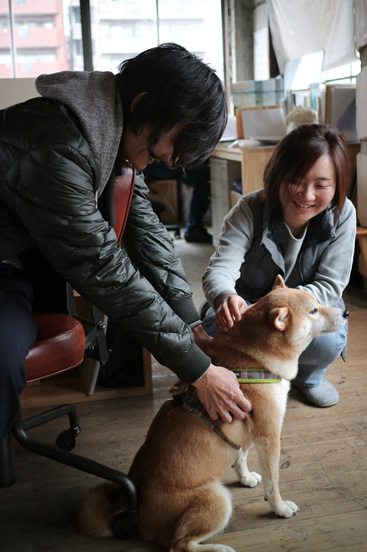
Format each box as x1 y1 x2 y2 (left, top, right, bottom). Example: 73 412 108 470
78 276 348 551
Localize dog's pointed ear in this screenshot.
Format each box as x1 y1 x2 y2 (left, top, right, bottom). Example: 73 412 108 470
272 274 286 290
269 306 289 331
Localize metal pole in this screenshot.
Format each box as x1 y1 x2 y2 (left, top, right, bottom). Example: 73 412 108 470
156 0 160 44
8 0 17 77
80 0 93 71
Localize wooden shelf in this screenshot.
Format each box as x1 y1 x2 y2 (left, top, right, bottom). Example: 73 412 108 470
212 143 242 162
19 291 153 411
20 349 152 410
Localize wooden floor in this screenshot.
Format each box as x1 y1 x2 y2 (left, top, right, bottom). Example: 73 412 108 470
1 238 367 552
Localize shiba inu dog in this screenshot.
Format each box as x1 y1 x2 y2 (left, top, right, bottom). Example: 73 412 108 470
78 275 349 551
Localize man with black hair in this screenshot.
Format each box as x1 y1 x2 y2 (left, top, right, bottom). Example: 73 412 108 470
0 43 251 444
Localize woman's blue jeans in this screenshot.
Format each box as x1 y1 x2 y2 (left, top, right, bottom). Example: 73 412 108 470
202 307 348 387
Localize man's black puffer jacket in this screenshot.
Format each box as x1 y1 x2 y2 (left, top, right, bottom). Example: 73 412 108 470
0 79 210 383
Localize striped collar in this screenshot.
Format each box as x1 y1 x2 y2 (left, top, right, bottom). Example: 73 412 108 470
232 368 282 383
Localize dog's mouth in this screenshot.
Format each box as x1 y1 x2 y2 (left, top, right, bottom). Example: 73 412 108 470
320 322 347 334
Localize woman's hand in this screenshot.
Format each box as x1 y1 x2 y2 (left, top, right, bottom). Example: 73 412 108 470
215 294 249 332
192 364 252 423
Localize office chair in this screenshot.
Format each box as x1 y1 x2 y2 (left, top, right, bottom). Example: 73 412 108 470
0 162 139 539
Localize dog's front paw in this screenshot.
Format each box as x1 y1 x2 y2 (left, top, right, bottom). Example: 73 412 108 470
240 471 262 488
202 545 236 552
273 499 299 518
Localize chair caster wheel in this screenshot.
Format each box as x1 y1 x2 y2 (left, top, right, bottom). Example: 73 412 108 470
111 510 138 539
55 426 80 451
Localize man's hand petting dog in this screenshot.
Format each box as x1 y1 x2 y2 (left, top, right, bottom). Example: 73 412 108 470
191 323 213 353
193 364 252 423
191 323 252 422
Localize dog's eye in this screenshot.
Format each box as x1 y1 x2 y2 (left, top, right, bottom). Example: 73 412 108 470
309 308 318 315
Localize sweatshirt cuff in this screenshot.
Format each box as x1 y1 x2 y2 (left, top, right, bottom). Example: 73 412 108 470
214 290 236 310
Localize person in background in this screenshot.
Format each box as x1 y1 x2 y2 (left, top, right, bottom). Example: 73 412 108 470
201 123 356 407
0 43 251 444
143 159 212 243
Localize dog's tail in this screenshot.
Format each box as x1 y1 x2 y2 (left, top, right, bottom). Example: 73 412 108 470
78 481 129 538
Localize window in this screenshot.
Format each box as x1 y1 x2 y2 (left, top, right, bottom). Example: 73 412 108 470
322 60 361 86
0 0 74 78
0 0 224 80
90 0 224 79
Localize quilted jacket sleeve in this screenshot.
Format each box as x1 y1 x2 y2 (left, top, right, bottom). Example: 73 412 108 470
122 173 200 324
0 102 210 383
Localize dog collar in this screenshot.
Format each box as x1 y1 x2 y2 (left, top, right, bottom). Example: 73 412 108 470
232 368 282 383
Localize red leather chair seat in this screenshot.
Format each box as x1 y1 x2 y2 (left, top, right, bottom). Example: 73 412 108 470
113 162 135 241
25 314 86 383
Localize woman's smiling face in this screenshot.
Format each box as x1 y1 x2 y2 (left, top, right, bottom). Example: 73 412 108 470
279 154 336 237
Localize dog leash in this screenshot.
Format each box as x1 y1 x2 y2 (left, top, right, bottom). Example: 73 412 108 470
173 392 241 451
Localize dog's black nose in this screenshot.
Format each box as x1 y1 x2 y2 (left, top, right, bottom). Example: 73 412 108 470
343 309 349 319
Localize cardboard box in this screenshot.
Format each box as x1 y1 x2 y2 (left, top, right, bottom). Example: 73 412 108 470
148 179 179 224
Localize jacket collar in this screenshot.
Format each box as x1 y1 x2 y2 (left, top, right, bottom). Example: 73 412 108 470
261 202 336 270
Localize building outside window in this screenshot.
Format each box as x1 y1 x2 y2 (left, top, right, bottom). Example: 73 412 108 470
0 0 69 77
0 0 224 80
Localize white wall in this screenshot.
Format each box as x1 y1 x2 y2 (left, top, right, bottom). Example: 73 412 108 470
355 0 367 227
0 78 38 109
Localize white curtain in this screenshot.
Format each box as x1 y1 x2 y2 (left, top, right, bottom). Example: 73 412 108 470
267 0 357 72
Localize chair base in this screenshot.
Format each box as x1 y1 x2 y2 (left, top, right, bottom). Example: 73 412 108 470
0 404 138 537
165 224 181 239
0 431 15 487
